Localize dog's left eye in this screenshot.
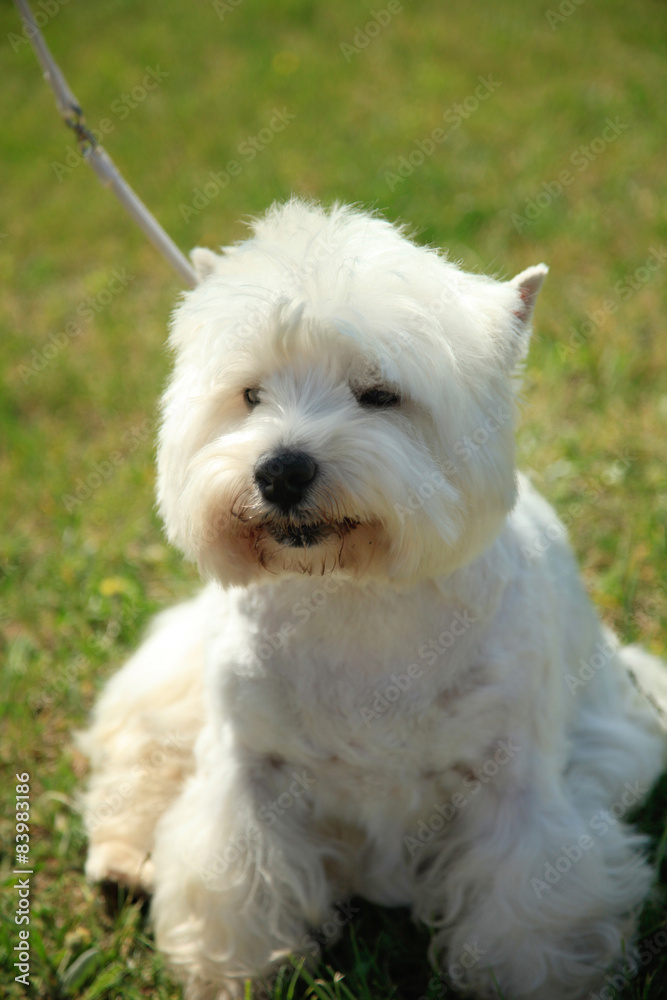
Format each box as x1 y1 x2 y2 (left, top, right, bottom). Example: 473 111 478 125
357 387 401 408
244 388 261 407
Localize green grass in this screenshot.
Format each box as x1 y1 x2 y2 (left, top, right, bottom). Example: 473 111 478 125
1 0 666 997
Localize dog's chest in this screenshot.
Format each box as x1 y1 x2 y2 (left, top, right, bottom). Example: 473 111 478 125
212 584 509 814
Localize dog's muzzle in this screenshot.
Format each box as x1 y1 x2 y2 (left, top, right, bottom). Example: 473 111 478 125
246 449 361 550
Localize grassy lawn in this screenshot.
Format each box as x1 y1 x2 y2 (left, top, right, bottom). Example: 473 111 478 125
1 0 666 997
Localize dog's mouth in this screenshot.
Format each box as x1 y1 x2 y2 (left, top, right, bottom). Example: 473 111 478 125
229 491 363 555
266 516 360 548
226 499 379 577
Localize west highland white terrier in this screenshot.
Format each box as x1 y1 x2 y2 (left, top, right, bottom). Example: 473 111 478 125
80 200 667 1000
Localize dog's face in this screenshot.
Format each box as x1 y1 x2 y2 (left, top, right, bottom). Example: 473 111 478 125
157 201 546 587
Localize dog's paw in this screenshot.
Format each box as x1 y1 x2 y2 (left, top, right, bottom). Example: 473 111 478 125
85 840 154 891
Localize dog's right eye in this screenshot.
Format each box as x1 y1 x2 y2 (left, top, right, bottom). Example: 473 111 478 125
244 388 261 407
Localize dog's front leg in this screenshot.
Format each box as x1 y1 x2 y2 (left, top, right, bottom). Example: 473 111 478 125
411 774 653 1000
150 727 336 1000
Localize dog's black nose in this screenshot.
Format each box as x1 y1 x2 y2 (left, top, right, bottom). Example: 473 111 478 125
254 449 319 512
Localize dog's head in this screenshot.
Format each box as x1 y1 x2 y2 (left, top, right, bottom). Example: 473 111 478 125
157 200 546 587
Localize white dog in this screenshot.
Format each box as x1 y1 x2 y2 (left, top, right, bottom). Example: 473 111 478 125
80 200 667 1000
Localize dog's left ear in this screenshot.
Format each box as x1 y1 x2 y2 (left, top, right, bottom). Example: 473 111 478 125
510 263 548 327
503 263 548 365
190 247 220 282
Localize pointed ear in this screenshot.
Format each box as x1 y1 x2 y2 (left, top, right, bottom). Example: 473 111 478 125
190 247 220 282
510 263 548 326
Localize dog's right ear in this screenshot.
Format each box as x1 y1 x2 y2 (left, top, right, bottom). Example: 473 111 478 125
190 247 220 282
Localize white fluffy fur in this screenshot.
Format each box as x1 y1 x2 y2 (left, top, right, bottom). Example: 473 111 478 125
80 200 667 1000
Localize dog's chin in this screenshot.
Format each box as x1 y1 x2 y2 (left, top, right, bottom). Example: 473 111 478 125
222 512 383 581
